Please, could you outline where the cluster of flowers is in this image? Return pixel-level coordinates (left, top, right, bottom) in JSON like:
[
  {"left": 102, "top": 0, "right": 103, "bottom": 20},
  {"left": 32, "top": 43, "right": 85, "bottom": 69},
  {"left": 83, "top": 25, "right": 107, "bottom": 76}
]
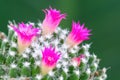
[{"left": 0, "top": 7, "right": 107, "bottom": 80}]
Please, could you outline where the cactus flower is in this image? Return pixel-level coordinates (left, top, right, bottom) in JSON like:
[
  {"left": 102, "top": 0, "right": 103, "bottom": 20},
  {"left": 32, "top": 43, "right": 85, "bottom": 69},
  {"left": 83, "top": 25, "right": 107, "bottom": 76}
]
[
  {"left": 41, "top": 46, "right": 60, "bottom": 75},
  {"left": 42, "top": 7, "right": 66, "bottom": 35},
  {"left": 72, "top": 54, "right": 85, "bottom": 66},
  {"left": 66, "top": 21, "right": 91, "bottom": 48},
  {"left": 11, "top": 23, "right": 40, "bottom": 54}
]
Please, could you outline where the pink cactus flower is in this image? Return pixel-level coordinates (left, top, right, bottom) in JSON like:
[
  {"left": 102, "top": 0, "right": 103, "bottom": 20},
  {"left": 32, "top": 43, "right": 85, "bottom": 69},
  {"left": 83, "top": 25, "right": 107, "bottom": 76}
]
[
  {"left": 41, "top": 46, "right": 60, "bottom": 75},
  {"left": 11, "top": 22, "right": 40, "bottom": 54},
  {"left": 72, "top": 54, "right": 85, "bottom": 66},
  {"left": 66, "top": 21, "right": 91, "bottom": 48},
  {"left": 42, "top": 7, "right": 66, "bottom": 35}
]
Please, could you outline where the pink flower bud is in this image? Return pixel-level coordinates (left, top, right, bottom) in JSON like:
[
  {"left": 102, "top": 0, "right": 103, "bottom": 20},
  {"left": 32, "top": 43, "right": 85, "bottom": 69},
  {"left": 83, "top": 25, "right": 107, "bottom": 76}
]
[
  {"left": 41, "top": 46, "right": 60, "bottom": 75},
  {"left": 11, "top": 22, "right": 40, "bottom": 54},
  {"left": 42, "top": 7, "right": 66, "bottom": 35},
  {"left": 72, "top": 54, "right": 85, "bottom": 66},
  {"left": 66, "top": 21, "right": 91, "bottom": 48}
]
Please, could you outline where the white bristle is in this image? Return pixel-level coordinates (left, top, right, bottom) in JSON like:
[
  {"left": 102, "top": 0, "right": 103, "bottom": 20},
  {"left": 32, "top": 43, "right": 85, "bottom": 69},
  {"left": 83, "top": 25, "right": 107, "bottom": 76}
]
[
  {"left": 56, "top": 63, "right": 61, "bottom": 68},
  {"left": 35, "top": 61, "right": 41, "bottom": 66},
  {"left": 48, "top": 71, "right": 54, "bottom": 77},
  {"left": 58, "top": 76, "right": 63, "bottom": 80},
  {"left": 74, "top": 70, "right": 80, "bottom": 75},
  {"left": 10, "top": 64, "right": 17, "bottom": 68},
  {"left": 11, "top": 42, "right": 17, "bottom": 47},
  {"left": 9, "top": 51, "right": 16, "bottom": 56},
  {"left": 22, "top": 53, "right": 28, "bottom": 58},
  {"left": 3, "top": 39, "right": 8, "bottom": 43},
  {"left": 35, "top": 74, "right": 42, "bottom": 80},
  {"left": 23, "top": 62, "right": 30, "bottom": 67},
  {"left": 63, "top": 67, "right": 68, "bottom": 73},
  {"left": 86, "top": 68, "right": 91, "bottom": 74}
]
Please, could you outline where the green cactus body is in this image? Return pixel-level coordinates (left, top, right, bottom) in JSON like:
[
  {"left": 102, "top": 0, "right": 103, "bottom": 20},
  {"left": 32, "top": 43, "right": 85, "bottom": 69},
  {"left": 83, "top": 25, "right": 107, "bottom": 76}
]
[{"left": 0, "top": 20, "right": 107, "bottom": 80}]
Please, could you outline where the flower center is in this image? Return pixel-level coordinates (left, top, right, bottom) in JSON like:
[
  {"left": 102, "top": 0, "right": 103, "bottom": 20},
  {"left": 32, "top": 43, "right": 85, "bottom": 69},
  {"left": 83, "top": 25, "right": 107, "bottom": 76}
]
[{"left": 48, "top": 56, "right": 53, "bottom": 62}]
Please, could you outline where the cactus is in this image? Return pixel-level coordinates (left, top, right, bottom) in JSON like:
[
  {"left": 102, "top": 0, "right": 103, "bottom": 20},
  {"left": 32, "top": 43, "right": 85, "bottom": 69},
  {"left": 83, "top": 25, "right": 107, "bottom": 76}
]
[{"left": 0, "top": 7, "right": 107, "bottom": 80}]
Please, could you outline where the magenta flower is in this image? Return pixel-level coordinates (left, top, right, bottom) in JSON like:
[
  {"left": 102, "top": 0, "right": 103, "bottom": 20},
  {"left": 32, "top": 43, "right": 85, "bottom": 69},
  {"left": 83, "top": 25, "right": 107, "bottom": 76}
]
[
  {"left": 41, "top": 46, "right": 60, "bottom": 75},
  {"left": 72, "top": 54, "right": 85, "bottom": 66},
  {"left": 42, "top": 7, "right": 66, "bottom": 35},
  {"left": 11, "top": 22, "right": 40, "bottom": 53},
  {"left": 66, "top": 21, "right": 91, "bottom": 47}
]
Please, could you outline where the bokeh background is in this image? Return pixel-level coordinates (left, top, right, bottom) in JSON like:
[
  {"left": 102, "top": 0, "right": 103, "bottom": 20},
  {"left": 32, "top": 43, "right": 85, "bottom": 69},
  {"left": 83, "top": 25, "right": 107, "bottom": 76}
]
[{"left": 0, "top": 0, "right": 120, "bottom": 80}]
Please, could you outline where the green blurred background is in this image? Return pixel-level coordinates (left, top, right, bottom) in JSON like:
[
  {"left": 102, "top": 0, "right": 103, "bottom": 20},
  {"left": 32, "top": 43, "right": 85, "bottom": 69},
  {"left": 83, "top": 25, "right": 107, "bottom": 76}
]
[{"left": 0, "top": 0, "right": 120, "bottom": 80}]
